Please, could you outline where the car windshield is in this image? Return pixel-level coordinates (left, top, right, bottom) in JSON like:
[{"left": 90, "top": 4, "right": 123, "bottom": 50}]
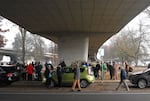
[
  {"left": 0, "top": 65, "right": 16, "bottom": 72},
  {"left": 142, "top": 68, "right": 150, "bottom": 73}
]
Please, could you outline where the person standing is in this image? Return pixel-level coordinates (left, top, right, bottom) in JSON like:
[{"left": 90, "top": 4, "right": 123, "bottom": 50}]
[
  {"left": 116, "top": 66, "right": 129, "bottom": 91},
  {"left": 124, "top": 61, "right": 130, "bottom": 77},
  {"left": 107, "top": 62, "right": 114, "bottom": 80},
  {"left": 56, "top": 64, "right": 63, "bottom": 87},
  {"left": 44, "top": 62, "right": 54, "bottom": 88},
  {"left": 71, "top": 61, "right": 81, "bottom": 92},
  {"left": 26, "top": 63, "right": 34, "bottom": 81},
  {"left": 101, "top": 61, "right": 107, "bottom": 80},
  {"left": 113, "top": 61, "right": 119, "bottom": 80},
  {"left": 59, "top": 59, "right": 66, "bottom": 68},
  {"left": 95, "top": 62, "right": 101, "bottom": 79},
  {"left": 41, "top": 64, "right": 46, "bottom": 83},
  {"left": 35, "top": 62, "right": 43, "bottom": 81}
]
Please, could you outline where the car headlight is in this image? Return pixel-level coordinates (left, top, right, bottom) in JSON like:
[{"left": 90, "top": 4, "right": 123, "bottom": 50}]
[{"left": 129, "top": 75, "right": 137, "bottom": 79}]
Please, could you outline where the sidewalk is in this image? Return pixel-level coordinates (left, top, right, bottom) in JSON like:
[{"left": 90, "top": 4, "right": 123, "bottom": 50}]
[
  {"left": 11, "top": 79, "right": 130, "bottom": 87},
  {"left": 95, "top": 79, "right": 120, "bottom": 83},
  {"left": 0, "top": 80, "right": 149, "bottom": 93}
]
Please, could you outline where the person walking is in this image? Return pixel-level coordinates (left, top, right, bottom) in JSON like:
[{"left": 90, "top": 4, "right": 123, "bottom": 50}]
[
  {"left": 71, "top": 61, "right": 81, "bottom": 92},
  {"left": 116, "top": 66, "right": 129, "bottom": 91}
]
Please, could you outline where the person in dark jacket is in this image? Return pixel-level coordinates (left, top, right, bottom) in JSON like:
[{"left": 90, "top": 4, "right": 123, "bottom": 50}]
[
  {"left": 95, "top": 62, "right": 101, "bottom": 79},
  {"left": 44, "top": 62, "right": 54, "bottom": 88},
  {"left": 59, "top": 60, "right": 66, "bottom": 68},
  {"left": 107, "top": 62, "right": 114, "bottom": 80},
  {"left": 56, "top": 64, "right": 63, "bottom": 87},
  {"left": 116, "top": 66, "right": 129, "bottom": 91}
]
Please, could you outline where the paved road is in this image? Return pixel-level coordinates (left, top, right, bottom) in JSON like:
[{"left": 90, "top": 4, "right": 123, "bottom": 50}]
[
  {"left": 0, "top": 80, "right": 150, "bottom": 101},
  {"left": 0, "top": 80, "right": 150, "bottom": 93},
  {"left": 0, "top": 92, "right": 149, "bottom": 101}
]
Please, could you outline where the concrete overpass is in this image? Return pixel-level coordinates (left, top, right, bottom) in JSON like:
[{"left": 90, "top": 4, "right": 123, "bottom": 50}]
[{"left": 0, "top": 0, "right": 150, "bottom": 65}]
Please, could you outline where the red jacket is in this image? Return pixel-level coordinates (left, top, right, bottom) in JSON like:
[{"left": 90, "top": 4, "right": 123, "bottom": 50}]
[{"left": 27, "top": 64, "right": 34, "bottom": 74}]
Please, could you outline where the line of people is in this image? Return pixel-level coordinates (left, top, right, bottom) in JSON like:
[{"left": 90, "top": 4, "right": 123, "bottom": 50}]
[
  {"left": 92, "top": 61, "right": 133, "bottom": 80},
  {"left": 16, "top": 60, "right": 133, "bottom": 91},
  {"left": 41, "top": 60, "right": 66, "bottom": 88},
  {"left": 16, "top": 62, "right": 43, "bottom": 81}
]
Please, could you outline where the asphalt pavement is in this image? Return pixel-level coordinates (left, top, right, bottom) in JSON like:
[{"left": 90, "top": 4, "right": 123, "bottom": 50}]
[
  {"left": 0, "top": 80, "right": 150, "bottom": 93},
  {"left": 0, "top": 92, "right": 150, "bottom": 101}
]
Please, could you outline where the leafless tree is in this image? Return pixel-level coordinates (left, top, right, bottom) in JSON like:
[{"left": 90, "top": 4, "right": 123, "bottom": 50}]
[
  {"left": 12, "top": 30, "right": 46, "bottom": 63},
  {"left": 102, "top": 19, "right": 149, "bottom": 66},
  {"left": 0, "top": 16, "right": 9, "bottom": 47}
]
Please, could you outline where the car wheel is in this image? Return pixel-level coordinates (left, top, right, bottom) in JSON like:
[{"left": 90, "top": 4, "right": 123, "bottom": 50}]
[
  {"left": 4, "top": 81, "right": 12, "bottom": 85},
  {"left": 80, "top": 79, "right": 89, "bottom": 88},
  {"left": 137, "top": 79, "right": 147, "bottom": 88}
]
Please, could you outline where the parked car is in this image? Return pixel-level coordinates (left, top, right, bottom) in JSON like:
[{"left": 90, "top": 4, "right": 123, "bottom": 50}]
[
  {"left": 0, "top": 67, "right": 8, "bottom": 84},
  {"left": 0, "top": 65, "right": 20, "bottom": 85},
  {"left": 128, "top": 68, "right": 150, "bottom": 88},
  {"left": 50, "top": 66, "right": 95, "bottom": 88}
]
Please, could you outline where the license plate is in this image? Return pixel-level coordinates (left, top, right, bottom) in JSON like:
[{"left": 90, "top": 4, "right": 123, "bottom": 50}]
[{"left": 8, "top": 77, "right": 12, "bottom": 81}]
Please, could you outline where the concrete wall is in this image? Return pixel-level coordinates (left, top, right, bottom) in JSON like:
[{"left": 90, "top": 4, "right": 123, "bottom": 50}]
[{"left": 58, "top": 35, "right": 89, "bottom": 66}]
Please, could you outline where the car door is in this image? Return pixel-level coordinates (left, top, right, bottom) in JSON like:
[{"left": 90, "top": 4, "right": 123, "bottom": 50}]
[
  {"left": 0, "top": 68, "right": 6, "bottom": 81},
  {"left": 146, "top": 70, "right": 150, "bottom": 84},
  {"left": 62, "top": 68, "right": 74, "bottom": 84}
]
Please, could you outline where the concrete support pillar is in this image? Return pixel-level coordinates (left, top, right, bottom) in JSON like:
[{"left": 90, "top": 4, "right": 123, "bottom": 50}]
[{"left": 58, "top": 35, "right": 89, "bottom": 66}]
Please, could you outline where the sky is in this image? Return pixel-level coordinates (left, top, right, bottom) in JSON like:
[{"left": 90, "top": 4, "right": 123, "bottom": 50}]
[
  {"left": 0, "top": 18, "right": 52, "bottom": 49},
  {"left": 103, "top": 10, "right": 148, "bottom": 46},
  {"left": 0, "top": 19, "right": 19, "bottom": 49},
  {"left": 97, "top": 10, "right": 149, "bottom": 59}
]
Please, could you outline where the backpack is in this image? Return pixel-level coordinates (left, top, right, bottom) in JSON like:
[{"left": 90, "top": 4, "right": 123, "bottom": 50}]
[{"left": 129, "top": 67, "right": 133, "bottom": 72}]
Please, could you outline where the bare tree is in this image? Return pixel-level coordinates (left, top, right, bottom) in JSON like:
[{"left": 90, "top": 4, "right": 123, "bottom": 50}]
[
  {"left": 102, "top": 19, "right": 149, "bottom": 66},
  {"left": 13, "top": 30, "right": 47, "bottom": 63},
  {"left": 0, "top": 16, "right": 9, "bottom": 47},
  {"left": 12, "top": 27, "right": 27, "bottom": 64},
  {"left": 31, "top": 34, "right": 46, "bottom": 62},
  {"left": 19, "top": 27, "right": 26, "bottom": 65}
]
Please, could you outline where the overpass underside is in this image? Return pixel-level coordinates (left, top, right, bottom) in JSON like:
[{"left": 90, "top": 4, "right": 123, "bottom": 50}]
[{"left": 0, "top": 0, "right": 150, "bottom": 65}]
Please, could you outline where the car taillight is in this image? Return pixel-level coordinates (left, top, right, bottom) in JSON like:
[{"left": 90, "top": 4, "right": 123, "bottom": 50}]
[{"left": 6, "top": 73, "right": 13, "bottom": 77}]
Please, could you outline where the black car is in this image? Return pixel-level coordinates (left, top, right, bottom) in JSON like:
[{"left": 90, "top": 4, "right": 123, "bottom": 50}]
[
  {"left": 128, "top": 68, "right": 150, "bottom": 88},
  {"left": 0, "top": 67, "right": 8, "bottom": 84},
  {"left": 0, "top": 65, "right": 20, "bottom": 85}
]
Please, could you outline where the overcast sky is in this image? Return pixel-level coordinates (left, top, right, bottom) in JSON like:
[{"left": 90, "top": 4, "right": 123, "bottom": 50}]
[
  {"left": 0, "top": 18, "right": 52, "bottom": 49},
  {"left": 97, "top": 11, "right": 148, "bottom": 59}
]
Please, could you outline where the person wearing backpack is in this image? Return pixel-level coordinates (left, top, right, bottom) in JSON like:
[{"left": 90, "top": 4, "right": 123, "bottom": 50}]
[
  {"left": 116, "top": 66, "right": 129, "bottom": 91},
  {"left": 44, "top": 62, "right": 54, "bottom": 88}
]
